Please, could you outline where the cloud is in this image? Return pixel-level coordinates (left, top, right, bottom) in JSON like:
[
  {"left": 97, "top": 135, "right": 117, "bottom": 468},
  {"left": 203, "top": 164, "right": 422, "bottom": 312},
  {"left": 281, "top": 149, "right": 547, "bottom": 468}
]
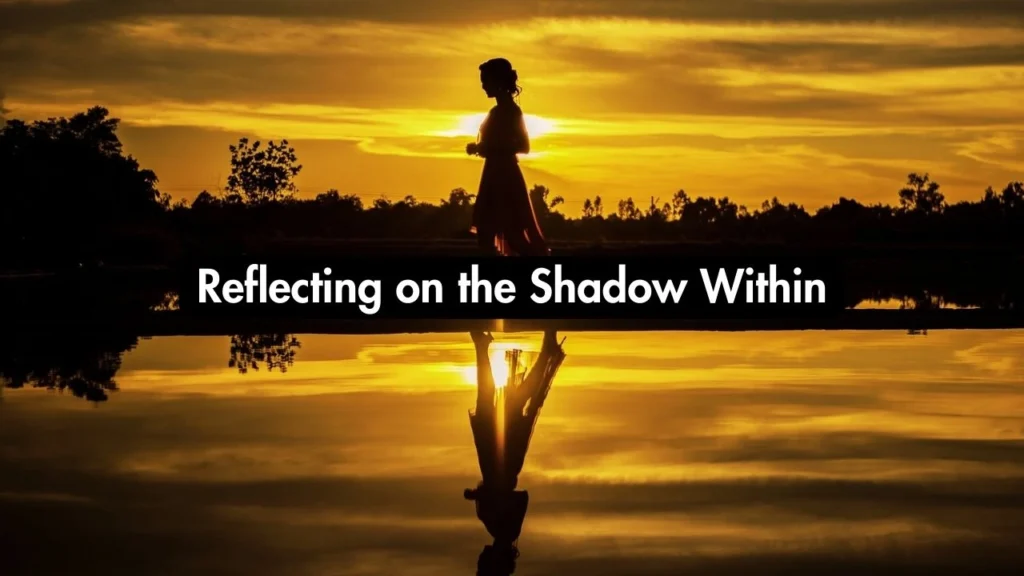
[
  {"left": 3, "top": 7, "right": 1023, "bottom": 207},
  {"left": 706, "top": 40, "right": 1024, "bottom": 73},
  {"left": 3, "top": 0, "right": 1024, "bottom": 36},
  {"left": 4, "top": 15, "right": 1023, "bottom": 115},
  {"left": 955, "top": 133, "right": 1024, "bottom": 173}
]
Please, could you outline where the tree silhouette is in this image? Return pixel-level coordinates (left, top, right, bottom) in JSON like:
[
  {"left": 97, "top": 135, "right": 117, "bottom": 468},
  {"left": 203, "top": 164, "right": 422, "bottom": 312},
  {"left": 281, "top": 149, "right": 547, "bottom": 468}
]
[
  {"left": 315, "top": 189, "right": 364, "bottom": 213},
  {"left": 156, "top": 169, "right": 1024, "bottom": 248},
  {"left": 0, "top": 332, "right": 307, "bottom": 403},
  {"left": 986, "top": 181, "right": 1024, "bottom": 211},
  {"left": 670, "top": 189, "right": 690, "bottom": 220},
  {"left": 529, "top": 184, "right": 563, "bottom": 222},
  {"left": 617, "top": 197, "right": 641, "bottom": 220},
  {"left": 0, "top": 332, "right": 141, "bottom": 402},
  {"left": 581, "top": 198, "right": 595, "bottom": 218},
  {"left": 643, "top": 196, "right": 672, "bottom": 222},
  {"left": 1, "top": 106, "right": 170, "bottom": 267},
  {"left": 372, "top": 196, "right": 393, "bottom": 210},
  {"left": 224, "top": 138, "right": 302, "bottom": 205},
  {"left": 443, "top": 188, "right": 476, "bottom": 208},
  {"left": 228, "top": 334, "right": 301, "bottom": 374},
  {"left": 899, "top": 173, "right": 946, "bottom": 214},
  {"left": 3, "top": 106, "right": 1024, "bottom": 272}
]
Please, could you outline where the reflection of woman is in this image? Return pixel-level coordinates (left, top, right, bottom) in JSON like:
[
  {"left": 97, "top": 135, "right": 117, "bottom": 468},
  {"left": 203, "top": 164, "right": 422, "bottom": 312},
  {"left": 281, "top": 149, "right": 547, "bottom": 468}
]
[
  {"left": 502, "top": 331, "right": 564, "bottom": 484},
  {"left": 465, "top": 331, "right": 566, "bottom": 575},
  {"left": 466, "top": 58, "right": 549, "bottom": 257}
]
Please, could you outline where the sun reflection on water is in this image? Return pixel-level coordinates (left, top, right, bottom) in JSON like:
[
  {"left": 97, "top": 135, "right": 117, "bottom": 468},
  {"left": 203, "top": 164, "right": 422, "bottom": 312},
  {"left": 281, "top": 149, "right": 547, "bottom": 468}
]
[{"left": 459, "top": 341, "right": 538, "bottom": 388}]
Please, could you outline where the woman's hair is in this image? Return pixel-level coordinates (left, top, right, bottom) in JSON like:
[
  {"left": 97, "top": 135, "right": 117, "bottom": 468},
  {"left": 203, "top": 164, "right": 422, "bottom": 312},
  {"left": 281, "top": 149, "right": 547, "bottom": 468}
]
[{"left": 480, "top": 58, "right": 522, "bottom": 97}]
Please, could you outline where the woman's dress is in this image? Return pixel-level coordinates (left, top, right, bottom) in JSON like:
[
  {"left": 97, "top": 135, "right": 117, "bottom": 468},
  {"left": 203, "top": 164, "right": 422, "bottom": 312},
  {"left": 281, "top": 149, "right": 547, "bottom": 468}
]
[
  {"left": 469, "top": 338, "right": 565, "bottom": 549},
  {"left": 501, "top": 339, "right": 565, "bottom": 483},
  {"left": 471, "top": 102, "right": 549, "bottom": 256}
]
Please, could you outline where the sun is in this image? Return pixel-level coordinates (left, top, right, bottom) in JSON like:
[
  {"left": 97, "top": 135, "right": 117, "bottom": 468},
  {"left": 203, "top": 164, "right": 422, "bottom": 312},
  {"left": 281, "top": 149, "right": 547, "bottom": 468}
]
[
  {"left": 460, "top": 346, "right": 526, "bottom": 388},
  {"left": 439, "top": 113, "right": 556, "bottom": 139}
]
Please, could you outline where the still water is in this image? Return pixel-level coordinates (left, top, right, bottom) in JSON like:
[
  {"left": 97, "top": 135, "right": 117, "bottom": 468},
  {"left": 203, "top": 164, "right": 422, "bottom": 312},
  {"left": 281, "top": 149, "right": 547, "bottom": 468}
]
[{"left": 2, "top": 330, "right": 1023, "bottom": 575}]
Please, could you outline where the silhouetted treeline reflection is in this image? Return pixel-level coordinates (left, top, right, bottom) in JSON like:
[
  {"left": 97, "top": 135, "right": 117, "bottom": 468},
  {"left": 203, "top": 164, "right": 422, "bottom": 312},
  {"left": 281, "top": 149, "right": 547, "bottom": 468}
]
[
  {"left": 229, "top": 334, "right": 301, "bottom": 374},
  {"left": 2, "top": 107, "right": 1023, "bottom": 270},
  {"left": 0, "top": 332, "right": 141, "bottom": 402},
  {"left": 0, "top": 332, "right": 302, "bottom": 402}
]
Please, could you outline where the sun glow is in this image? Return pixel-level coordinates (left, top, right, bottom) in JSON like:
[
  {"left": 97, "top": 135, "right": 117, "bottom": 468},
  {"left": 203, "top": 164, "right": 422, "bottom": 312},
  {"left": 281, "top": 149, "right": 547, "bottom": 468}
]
[
  {"left": 460, "top": 344, "right": 535, "bottom": 388},
  {"left": 439, "top": 113, "right": 557, "bottom": 139}
]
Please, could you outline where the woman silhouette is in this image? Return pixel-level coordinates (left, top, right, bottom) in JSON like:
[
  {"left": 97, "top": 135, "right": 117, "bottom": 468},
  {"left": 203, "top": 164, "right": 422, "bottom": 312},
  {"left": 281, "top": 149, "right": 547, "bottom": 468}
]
[
  {"left": 465, "top": 331, "right": 566, "bottom": 574},
  {"left": 466, "top": 58, "right": 549, "bottom": 256}
]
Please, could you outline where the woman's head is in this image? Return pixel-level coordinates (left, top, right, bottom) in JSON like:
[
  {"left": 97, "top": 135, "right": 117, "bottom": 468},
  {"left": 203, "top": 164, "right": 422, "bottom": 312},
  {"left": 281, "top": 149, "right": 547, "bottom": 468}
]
[{"left": 479, "top": 58, "right": 521, "bottom": 99}]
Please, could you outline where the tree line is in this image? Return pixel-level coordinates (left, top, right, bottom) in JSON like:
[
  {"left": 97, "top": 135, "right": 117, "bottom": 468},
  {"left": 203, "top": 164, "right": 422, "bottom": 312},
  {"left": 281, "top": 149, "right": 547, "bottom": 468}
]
[
  {"left": 3, "top": 107, "right": 1022, "bottom": 268},
  {"left": 1, "top": 331, "right": 301, "bottom": 402}
]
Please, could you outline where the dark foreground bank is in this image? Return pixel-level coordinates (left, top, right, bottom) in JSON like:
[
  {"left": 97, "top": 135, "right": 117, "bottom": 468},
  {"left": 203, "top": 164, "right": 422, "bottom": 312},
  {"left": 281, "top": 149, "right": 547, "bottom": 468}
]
[{"left": 3, "top": 311, "right": 1023, "bottom": 336}]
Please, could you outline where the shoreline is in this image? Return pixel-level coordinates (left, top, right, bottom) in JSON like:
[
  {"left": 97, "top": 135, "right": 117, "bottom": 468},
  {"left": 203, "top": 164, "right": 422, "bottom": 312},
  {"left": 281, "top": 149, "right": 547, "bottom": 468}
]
[{"left": 8, "top": 309, "right": 1023, "bottom": 335}]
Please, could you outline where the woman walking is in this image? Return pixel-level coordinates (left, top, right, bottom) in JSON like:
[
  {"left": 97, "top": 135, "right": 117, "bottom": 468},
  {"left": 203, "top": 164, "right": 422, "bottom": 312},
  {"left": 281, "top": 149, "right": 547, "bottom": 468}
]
[{"left": 466, "top": 58, "right": 549, "bottom": 256}]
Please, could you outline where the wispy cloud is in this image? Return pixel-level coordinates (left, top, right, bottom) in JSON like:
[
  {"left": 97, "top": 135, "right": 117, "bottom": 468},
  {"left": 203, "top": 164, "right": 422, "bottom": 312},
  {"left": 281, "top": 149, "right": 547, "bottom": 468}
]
[{"left": 2, "top": 4, "right": 1022, "bottom": 206}]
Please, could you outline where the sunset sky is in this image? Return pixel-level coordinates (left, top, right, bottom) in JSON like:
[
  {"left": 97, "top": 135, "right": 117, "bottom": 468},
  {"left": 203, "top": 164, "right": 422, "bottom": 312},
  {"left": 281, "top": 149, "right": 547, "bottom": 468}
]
[{"left": 2, "top": 0, "right": 1023, "bottom": 211}]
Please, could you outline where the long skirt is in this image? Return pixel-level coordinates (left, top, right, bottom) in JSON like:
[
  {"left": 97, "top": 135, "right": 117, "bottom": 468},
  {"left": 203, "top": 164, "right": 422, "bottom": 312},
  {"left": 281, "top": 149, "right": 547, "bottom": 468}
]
[
  {"left": 471, "top": 157, "right": 549, "bottom": 256},
  {"left": 502, "top": 339, "right": 566, "bottom": 483}
]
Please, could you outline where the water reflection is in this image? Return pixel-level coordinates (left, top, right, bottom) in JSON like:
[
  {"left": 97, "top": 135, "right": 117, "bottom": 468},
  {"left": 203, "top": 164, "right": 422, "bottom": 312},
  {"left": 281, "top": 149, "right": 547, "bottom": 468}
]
[
  {"left": 0, "top": 332, "right": 141, "bottom": 401},
  {"left": 1, "top": 330, "right": 1023, "bottom": 574},
  {"left": 0, "top": 332, "right": 303, "bottom": 401},
  {"left": 228, "top": 334, "right": 301, "bottom": 374},
  {"left": 466, "top": 331, "right": 566, "bottom": 575}
]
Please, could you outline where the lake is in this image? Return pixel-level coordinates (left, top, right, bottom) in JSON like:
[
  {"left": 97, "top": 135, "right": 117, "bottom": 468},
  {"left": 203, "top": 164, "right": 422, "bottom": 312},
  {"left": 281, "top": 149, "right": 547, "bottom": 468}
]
[{"left": 2, "top": 330, "right": 1023, "bottom": 575}]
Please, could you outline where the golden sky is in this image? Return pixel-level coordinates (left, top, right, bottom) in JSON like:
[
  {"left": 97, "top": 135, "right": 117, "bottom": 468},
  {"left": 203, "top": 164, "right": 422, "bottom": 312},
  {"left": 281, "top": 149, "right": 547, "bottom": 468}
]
[
  {"left": 2, "top": 330, "right": 1023, "bottom": 573},
  {"left": 2, "top": 1, "right": 1023, "bottom": 211}
]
